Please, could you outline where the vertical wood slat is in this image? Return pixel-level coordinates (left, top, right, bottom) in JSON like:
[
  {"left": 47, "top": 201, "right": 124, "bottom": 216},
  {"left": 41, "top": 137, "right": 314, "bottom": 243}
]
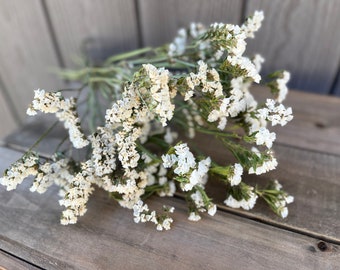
[
  {"left": 245, "top": 0, "right": 340, "bottom": 94},
  {"left": 0, "top": 0, "right": 64, "bottom": 122},
  {"left": 45, "top": 0, "right": 140, "bottom": 68},
  {"left": 0, "top": 85, "right": 18, "bottom": 140},
  {"left": 138, "top": 0, "right": 243, "bottom": 47},
  {"left": 331, "top": 69, "right": 340, "bottom": 96}
]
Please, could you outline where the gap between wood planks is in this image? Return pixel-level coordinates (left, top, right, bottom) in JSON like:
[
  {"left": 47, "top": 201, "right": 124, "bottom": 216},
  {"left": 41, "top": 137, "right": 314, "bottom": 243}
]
[
  {"left": 174, "top": 192, "right": 340, "bottom": 246},
  {"left": 0, "top": 248, "right": 43, "bottom": 270}
]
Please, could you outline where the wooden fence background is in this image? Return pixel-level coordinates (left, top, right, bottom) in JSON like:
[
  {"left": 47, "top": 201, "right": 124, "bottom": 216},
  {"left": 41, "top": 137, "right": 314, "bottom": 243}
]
[{"left": 1, "top": 0, "right": 340, "bottom": 139}]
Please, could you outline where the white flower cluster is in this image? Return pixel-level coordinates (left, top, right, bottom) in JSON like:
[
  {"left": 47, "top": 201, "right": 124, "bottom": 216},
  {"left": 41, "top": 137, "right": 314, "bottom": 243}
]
[
  {"left": 0, "top": 153, "right": 39, "bottom": 191},
  {"left": 272, "top": 180, "right": 294, "bottom": 218},
  {"left": 89, "top": 127, "right": 117, "bottom": 176},
  {"left": 255, "top": 127, "right": 276, "bottom": 149},
  {"left": 142, "top": 64, "right": 175, "bottom": 126},
  {"left": 168, "top": 28, "right": 187, "bottom": 57},
  {"left": 207, "top": 11, "right": 264, "bottom": 82},
  {"left": 224, "top": 186, "right": 258, "bottom": 210},
  {"left": 168, "top": 22, "right": 207, "bottom": 58},
  {"left": 188, "top": 190, "right": 217, "bottom": 222},
  {"left": 275, "top": 71, "right": 291, "bottom": 103},
  {"left": 185, "top": 60, "right": 223, "bottom": 101},
  {"left": 248, "top": 147, "right": 278, "bottom": 175},
  {"left": 30, "top": 157, "right": 74, "bottom": 195},
  {"left": 241, "top": 11, "right": 265, "bottom": 39},
  {"left": 59, "top": 171, "right": 94, "bottom": 225},
  {"left": 0, "top": 11, "right": 295, "bottom": 229},
  {"left": 257, "top": 99, "right": 293, "bottom": 127},
  {"left": 27, "top": 89, "right": 89, "bottom": 149},
  {"left": 208, "top": 76, "right": 253, "bottom": 130},
  {"left": 133, "top": 200, "right": 174, "bottom": 231},
  {"left": 162, "top": 143, "right": 211, "bottom": 192},
  {"left": 162, "top": 143, "right": 217, "bottom": 221},
  {"left": 230, "top": 163, "right": 243, "bottom": 186}
]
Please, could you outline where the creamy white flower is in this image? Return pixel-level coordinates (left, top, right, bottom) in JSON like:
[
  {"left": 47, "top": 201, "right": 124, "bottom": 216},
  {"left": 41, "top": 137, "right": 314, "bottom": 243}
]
[
  {"left": 162, "top": 154, "right": 178, "bottom": 168},
  {"left": 27, "top": 90, "right": 89, "bottom": 149},
  {"left": 0, "top": 153, "right": 39, "bottom": 191},
  {"left": 276, "top": 71, "right": 290, "bottom": 103},
  {"left": 188, "top": 212, "right": 201, "bottom": 221},
  {"left": 230, "top": 163, "right": 243, "bottom": 186},
  {"left": 255, "top": 127, "right": 276, "bottom": 149},
  {"left": 280, "top": 207, "right": 288, "bottom": 218},
  {"left": 227, "top": 55, "right": 261, "bottom": 83},
  {"left": 59, "top": 172, "right": 94, "bottom": 225},
  {"left": 248, "top": 148, "right": 278, "bottom": 175},
  {"left": 224, "top": 191, "right": 258, "bottom": 210},
  {"left": 173, "top": 143, "right": 196, "bottom": 175},
  {"left": 207, "top": 204, "right": 217, "bottom": 216},
  {"left": 253, "top": 54, "right": 265, "bottom": 72},
  {"left": 168, "top": 28, "right": 187, "bottom": 57},
  {"left": 241, "top": 10, "right": 264, "bottom": 39}
]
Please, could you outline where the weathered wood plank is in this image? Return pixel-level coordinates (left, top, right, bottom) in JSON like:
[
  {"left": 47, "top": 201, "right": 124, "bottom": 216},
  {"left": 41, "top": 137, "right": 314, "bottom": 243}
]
[
  {"left": 0, "top": 0, "right": 64, "bottom": 121},
  {"left": 0, "top": 250, "right": 39, "bottom": 270},
  {"left": 0, "top": 87, "right": 18, "bottom": 140},
  {"left": 3, "top": 86, "right": 340, "bottom": 241},
  {"left": 4, "top": 115, "right": 68, "bottom": 157},
  {"left": 252, "top": 86, "right": 340, "bottom": 155},
  {"left": 197, "top": 138, "right": 340, "bottom": 242},
  {"left": 0, "top": 147, "right": 338, "bottom": 269},
  {"left": 45, "top": 0, "right": 139, "bottom": 68},
  {"left": 245, "top": 0, "right": 340, "bottom": 94},
  {"left": 138, "top": 0, "right": 243, "bottom": 46},
  {"left": 332, "top": 69, "right": 340, "bottom": 96}
]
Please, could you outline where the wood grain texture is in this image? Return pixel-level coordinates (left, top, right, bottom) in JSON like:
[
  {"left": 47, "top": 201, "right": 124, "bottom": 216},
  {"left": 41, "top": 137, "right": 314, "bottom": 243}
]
[
  {"left": 138, "top": 0, "right": 243, "bottom": 46},
  {"left": 0, "top": 87, "right": 18, "bottom": 140},
  {"left": 46, "top": 0, "right": 140, "bottom": 68},
  {"left": 3, "top": 87, "right": 340, "bottom": 242},
  {"left": 0, "top": 146, "right": 338, "bottom": 269},
  {"left": 198, "top": 138, "right": 340, "bottom": 242},
  {"left": 332, "top": 69, "right": 340, "bottom": 96},
  {"left": 252, "top": 85, "right": 340, "bottom": 156},
  {"left": 245, "top": 0, "right": 340, "bottom": 94},
  {"left": 0, "top": 250, "right": 39, "bottom": 270},
  {"left": 0, "top": 0, "right": 64, "bottom": 121}
]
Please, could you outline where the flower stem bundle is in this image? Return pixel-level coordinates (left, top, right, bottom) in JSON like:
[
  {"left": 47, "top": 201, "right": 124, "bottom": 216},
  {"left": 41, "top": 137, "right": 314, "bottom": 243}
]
[{"left": 1, "top": 11, "right": 294, "bottom": 230}]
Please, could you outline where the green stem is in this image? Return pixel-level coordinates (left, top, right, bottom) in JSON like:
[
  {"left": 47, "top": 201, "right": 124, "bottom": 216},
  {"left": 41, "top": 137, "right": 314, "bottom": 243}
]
[
  {"left": 172, "top": 58, "right": 196, "bottom": 68},
  {"left": 136, "top": 141, "right": 162, "bottom": 163},
  {"left": 89, "top": 77, "right": 122, "bottom": 84},
  {"left": 27, "top": 120, "right": 59, "bottom": 154},
  {"left": 195, "top": 127, "right": 240, "bottom": 139},
  {"left": 104, "top": 47, "right": 154, "bottom": 65}
]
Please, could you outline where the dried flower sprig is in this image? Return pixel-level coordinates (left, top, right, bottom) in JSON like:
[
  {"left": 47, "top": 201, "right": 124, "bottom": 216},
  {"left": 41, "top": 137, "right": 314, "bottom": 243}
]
[{"left": 1, "top": 11, "right": 294, "bottom": 230}]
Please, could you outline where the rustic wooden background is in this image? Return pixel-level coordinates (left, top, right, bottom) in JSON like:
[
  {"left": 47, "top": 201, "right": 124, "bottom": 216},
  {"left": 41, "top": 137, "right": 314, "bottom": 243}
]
[{"left": 1, "top": 0, "right": 340, "bottom": 139}]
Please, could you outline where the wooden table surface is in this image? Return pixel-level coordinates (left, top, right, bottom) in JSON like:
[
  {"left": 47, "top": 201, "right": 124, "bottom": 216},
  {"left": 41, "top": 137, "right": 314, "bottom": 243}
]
[{"left": 0, "top": 88, "right": 339, "bottom": 269}]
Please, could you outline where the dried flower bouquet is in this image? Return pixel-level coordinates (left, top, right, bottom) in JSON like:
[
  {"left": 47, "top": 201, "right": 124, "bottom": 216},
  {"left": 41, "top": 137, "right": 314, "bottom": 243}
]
[{"left": 1, "top": 11, "right": 294, "bottom": 230}]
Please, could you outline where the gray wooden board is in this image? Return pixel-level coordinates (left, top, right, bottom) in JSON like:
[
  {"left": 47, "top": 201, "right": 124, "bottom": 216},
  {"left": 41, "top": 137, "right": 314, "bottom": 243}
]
[
  {"left": 46, "top": 0, "right": 140, "bottom": 68},
  {"left": 0, "top": 86, "right": 18, "bottom": 140},
  {"left": 138, "top": 0, "right": 243, "bottom": 46},
  {"left": 0, "top": 0, "right": 64, "bottom": 121},
  {"left": 193, "top": 135, "right": 340, "bottom": 242},
  {"left": 245, "top": 0, "right": 340, "bottom": 94},
  {"left": 0, "top": 250, "right": 38, "bottom": 270},
  {"left": 3, "top": 87, "right": 340, "bottom": 242},
  {"left": 252, "top": 86, "right": 340, "bottom": 156},
  {"left": 0, "top": 147, "right": 339, "bottom": 269},
  {"left": 332, "top": 69, "right": 340, "bottom": 96}
]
